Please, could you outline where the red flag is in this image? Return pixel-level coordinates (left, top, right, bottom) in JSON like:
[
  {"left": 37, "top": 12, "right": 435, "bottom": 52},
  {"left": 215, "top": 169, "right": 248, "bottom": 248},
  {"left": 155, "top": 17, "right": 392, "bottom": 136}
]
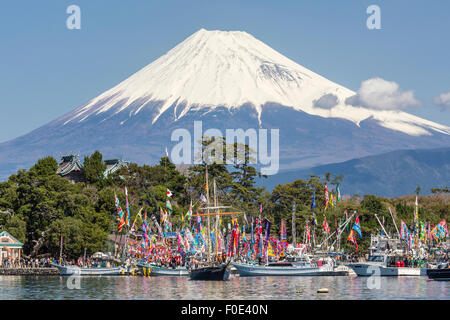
[
  {"left": 322, "top": 218, "right": 330, "bottom": 233},
  {"left": 324, "top": 183, "right": 329, "bottom": 208}
]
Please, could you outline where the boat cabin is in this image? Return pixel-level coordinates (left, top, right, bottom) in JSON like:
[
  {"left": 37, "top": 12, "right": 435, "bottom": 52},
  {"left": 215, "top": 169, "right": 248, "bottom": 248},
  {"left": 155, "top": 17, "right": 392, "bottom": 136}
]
[{"left": 369, "top": 234, "right": 404, "bottom": 255}]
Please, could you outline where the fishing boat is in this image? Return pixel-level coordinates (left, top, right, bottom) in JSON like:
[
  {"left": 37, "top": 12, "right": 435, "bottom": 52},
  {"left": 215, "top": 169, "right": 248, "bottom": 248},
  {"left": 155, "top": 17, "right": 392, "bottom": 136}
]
[
  {"left": 51, "top": 263, "right": 123, "bottom": 276},
  {"left": 188, "top": 168, "right": 239, "bottom": 281},
  {"left": 232, "top": 255, "right": 347, "bottom": 277},
  {"left": 347, "top": 252, "right": 427, "bottom": 276},
  {"left": 347, "top": 209, "right": 431, "bottom": 277},
  {"left": 426, "top": 262, "right": 450, "bottom": 281},
  {"left": 189, "top": 263, "right": 230, "bottom": 281}
]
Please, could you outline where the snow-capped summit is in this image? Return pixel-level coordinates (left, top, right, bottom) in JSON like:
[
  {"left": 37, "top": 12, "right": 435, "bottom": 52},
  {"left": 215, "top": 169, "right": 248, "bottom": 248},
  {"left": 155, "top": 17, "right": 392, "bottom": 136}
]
[
  {"left": 1, "top": 28, "right": 449, "bottom": 181},
  {"left": 60, "top": 29, "right": 449, "bottom": 136}
]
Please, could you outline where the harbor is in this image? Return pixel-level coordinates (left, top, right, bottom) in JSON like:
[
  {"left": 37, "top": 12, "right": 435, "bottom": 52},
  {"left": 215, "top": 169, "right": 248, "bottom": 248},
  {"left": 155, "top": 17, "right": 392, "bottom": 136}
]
[
  {"left": 1, "top": 1, "right": 450, "bottom": 303},
  {"left": 0, "top": 154, "right": 448, "bottom": 300}
]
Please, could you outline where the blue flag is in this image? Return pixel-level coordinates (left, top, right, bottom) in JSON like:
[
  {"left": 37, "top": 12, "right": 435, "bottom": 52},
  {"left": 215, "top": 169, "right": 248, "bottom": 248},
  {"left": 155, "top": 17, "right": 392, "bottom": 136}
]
[
  {"left": 353, "top": 216, "right": 362, "bottom": 238},
  {"left": 311, "top": 189, "right": 316, "bottom": 210}
]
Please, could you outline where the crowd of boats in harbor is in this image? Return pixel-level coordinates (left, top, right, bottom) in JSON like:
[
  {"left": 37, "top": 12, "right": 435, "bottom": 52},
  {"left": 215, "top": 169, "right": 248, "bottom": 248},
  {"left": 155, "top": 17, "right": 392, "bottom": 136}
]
[{"left": 51, "top": 166, "right": 449, "bottom": 282}]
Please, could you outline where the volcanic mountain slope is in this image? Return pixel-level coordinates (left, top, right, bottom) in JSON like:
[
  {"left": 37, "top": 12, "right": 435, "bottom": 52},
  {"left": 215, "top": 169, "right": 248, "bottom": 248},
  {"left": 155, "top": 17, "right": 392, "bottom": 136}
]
[
  {"left": 262, "top": 147, "right": 450, "bottom": 197},
  {"left": 0, "top": 29, "right": 449, "bottom": 179}
]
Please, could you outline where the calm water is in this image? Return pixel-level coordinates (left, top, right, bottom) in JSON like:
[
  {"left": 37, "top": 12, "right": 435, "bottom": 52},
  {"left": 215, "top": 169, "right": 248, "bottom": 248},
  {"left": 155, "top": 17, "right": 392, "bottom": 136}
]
[{"left": 0, "top": 274, "right": 448, "bottom": 300}]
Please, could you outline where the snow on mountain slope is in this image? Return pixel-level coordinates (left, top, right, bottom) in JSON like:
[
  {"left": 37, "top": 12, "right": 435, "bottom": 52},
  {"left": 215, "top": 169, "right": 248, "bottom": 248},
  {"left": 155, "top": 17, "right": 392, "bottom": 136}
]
[{"left": 60, "top": 29, "right": 450, "bottom": 136}]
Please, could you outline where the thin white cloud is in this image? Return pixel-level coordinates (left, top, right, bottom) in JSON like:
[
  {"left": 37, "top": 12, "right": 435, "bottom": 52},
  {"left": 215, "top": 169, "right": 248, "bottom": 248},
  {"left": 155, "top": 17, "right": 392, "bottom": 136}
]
[
  {"left": 433, "top": 91, "right": 450, "bottom": 111},
  {"left": 345, "top": 77, "right": 421, "bottom": 110},
  {"left": 313, "top": 93, "right": 339, "bottom": 109}
]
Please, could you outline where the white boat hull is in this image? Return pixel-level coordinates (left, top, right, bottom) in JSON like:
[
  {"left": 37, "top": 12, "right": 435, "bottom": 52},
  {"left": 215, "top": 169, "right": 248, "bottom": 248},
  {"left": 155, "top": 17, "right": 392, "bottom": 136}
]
[
  {"left": 348, "top": 263, "right": 427, "bottom": 276},
  {"left": 231, "top": 262, "right": 346, "bottom": 277},
  {"left": 150, "top": 267, "right": 189, "bottom": 276},
  {"left": 53, "top": 264, "right": 123, "bottom": 276},
  {"left": 139, "top": 264, "right": 189, "bottom": 276}
]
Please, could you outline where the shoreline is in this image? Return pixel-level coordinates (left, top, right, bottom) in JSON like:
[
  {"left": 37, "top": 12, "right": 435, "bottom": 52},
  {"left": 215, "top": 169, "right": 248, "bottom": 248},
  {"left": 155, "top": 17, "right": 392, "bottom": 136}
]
[{"left": 0, "top": 268, "right": 59, "bottom": 276}]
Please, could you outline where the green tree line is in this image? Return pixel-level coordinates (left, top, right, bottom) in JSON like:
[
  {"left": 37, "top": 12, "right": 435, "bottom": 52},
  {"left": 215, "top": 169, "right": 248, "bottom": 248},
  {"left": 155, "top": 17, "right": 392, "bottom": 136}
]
[{"left": 0, "top": 145, "right": 448, "bottom": 259}]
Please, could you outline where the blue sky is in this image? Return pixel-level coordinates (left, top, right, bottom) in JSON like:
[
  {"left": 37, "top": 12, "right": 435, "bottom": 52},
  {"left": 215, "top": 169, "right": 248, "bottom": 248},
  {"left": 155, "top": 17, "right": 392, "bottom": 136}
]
[{"left": 1, "top": 0, "right": 449, "bottom": 143}]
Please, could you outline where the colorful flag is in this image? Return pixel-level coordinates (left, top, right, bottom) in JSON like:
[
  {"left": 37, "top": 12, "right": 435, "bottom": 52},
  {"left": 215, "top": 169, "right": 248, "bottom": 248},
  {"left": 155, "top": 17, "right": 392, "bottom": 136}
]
[
  {"left": 336, "top": 184, "right": 341, "bottom": 201},
  {"left": 114, "top": 193, "right": 120, "bottom": 221},
  {"left": 125, "top": 187, "right": 130, "bottom": 227},
  {"left": 347, "top": 229, "right": 358, "bottom": 250},
  {"left": 268, "top": 243, "right": 274, "bottom": 257},
  {"left": 200, "top": 194, "right": 207, "bottom": 203},
  {"left": 400, "top": 220, "right": 408, "bottom": 239},
  {"left": 114, "top": 193, "right": 120, "bottom": 208},
  {"left": 306, "top": 224, "right": 310, "bottom": 240},
  {"left": 117, "top": 207, "right": 124, "bottom": 223},
  {"left": 322, "top": 218, "right": 330, "bottom": 233},
  {"left": 264, "top": 219, "right": 271, "bottom": 247},
  {"left": 166, "top": 199, "right": 173, "bottom": 212},
  {"left": 280, "top": 219, "right": 287, "bottom": 241},
  {"left": 259, "top": 204, "right": 263, "bottom": 214},
  {"left": 414, "top": 196, "right": 419, "bottom": 221},
  {"left": 432, "top": 219, "right": 448, "bottom": 239},
  {"left": 420, "top": 221, "right": 425, "bottom": 240},
  {"left": 184, "top": 200, "right": 193, "bottom": 221},
  {"left": 311, "top": 190, "right": 316, "bottom": 210},
  {"left": 324, "top": 183, "right": 329, "bottom": 209},
  {"left": 167, "top": 188, "right": 173, "bottom": 197},
  {"left": 311, "top": 212, "right": 317, "bottom": 226},
  {"left": 353, "top": 216, "right": 362, "bottom": 238},
  {"left": 118, "top": 213, "right": 125, "bottom": 232}
]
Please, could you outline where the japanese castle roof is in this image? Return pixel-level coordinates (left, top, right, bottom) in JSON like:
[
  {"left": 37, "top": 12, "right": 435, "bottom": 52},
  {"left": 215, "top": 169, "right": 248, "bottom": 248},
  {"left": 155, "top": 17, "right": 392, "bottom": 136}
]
[
  {"left": 104, "top": 159, "right": 129, "bottom": 177},
  {"left": 56, "top": 154, "right": 84, "bottom": 176}
]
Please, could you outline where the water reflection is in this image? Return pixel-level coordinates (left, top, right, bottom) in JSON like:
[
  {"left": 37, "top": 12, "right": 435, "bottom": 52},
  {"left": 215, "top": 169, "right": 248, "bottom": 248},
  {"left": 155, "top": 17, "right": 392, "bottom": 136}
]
[{"left": 0, "top": 275, "right": 448, "bottom": 300}]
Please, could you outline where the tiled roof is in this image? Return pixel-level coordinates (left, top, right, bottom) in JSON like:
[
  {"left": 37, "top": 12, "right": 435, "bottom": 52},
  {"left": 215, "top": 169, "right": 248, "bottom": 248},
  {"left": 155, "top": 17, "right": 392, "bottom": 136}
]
[
  {"left": 56, "top": 154, "right": 84, "bottom": 176},
  {"left": 104, "top": 159, "right": 129, "bottom": 177}
]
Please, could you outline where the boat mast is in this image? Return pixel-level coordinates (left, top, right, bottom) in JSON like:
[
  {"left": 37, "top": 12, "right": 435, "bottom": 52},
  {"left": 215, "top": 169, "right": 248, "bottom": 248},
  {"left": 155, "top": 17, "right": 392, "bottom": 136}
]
[
  {"left": 292, "top": 200, "right": 296, "bottom": 246},
  {"left": 205, "top": 165, "right": 211, "bottom": 263},
  {"left": 326, "top": 211, "right": 356, "bottom": 249},
  {"left": 59, "top": 234, "right": 63, "bottom": 264},
  {"left": 388, "top": 207, "right": 401, "bottom": 239},
  {"left": 374, "top": 214, "right": 390, "bottom": 239},
  {"left": 213, "top": 178, "right": 219, "bottom": 260}
]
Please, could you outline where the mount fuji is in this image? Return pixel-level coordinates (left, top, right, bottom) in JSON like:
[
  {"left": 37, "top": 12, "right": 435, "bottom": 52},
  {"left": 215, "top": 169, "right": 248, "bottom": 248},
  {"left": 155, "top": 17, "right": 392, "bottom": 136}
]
[{"left": 1, "top": 29, "right": 449, "bottom": 181}]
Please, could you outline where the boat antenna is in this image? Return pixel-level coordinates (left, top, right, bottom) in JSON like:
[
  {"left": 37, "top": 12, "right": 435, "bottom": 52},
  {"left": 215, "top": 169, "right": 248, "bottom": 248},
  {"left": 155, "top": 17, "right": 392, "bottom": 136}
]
[
  {"left": 388, "top": 207, "right": 401, "bottom": 240},
  {"left": 374, "top": 214, "right": 390, "bottom": 239}
]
